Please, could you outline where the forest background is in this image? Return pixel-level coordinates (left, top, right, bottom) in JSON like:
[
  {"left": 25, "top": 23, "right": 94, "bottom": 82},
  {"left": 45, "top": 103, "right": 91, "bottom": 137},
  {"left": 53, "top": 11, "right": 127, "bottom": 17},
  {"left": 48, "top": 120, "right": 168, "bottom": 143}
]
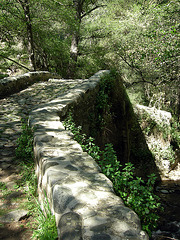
[{"left": 0, "top": 0, "right": 179, "bottom": 119}]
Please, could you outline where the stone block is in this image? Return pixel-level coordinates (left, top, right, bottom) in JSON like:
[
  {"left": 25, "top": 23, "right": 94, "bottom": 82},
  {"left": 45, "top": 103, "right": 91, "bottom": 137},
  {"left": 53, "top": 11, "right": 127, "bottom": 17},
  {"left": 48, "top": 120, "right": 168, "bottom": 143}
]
[{"left": 0, "top": 71, "right": 54, "bottom": 98}]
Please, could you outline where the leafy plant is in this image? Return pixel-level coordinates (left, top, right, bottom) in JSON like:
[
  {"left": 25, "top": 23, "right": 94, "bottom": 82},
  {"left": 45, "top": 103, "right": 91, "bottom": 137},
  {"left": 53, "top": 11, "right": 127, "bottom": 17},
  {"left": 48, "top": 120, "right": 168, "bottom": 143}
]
[
  {"left": 32, "top": 196, "right": 58, "bottom": 240},
  {"left": 63, "top": 111, "right": 161, "bottom": 236},
  {"left": 95, "top": 71, "right": 115, "bottom": 129},
  {"left": 0, "top": 181, "right": 6, "bottom": 191},
  {"left": 137, "top": 110, "right": 179, "bottom": 167},
  {"left": 171, "top": 121, "right": 180, "bottom": 147},
  {"left": 16, "top": 119, "right": 34, "bottom": 161},
  {"left": 64, "top": 111, "right": 101, "bottom": 161},
  {"left": 17, "top": 161, "right": 37, "bottom": 197},
  {"left": 15, "top": 119, "right": 57, "bottom": 239}
]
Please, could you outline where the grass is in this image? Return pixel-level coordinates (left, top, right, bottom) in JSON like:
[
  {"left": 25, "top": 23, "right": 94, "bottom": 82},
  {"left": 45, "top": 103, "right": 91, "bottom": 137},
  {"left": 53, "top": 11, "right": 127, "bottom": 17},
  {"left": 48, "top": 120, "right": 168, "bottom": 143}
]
[
  {"left": 32, "top": 197, "right": 58, "bottom": 240},
  {"left": 13, "top": 119, "right": 58, "bottom": 240}
]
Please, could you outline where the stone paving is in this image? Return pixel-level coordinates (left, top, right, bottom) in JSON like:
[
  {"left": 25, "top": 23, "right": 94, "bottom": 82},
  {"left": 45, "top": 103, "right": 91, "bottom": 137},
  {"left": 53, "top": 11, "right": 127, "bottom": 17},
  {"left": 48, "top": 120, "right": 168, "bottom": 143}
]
[
  {"left": 0, "top": 77, "right": 83, "bottom": 239},
  {"left": 0, "top": 78, "right": 83, "bottom": 170}
]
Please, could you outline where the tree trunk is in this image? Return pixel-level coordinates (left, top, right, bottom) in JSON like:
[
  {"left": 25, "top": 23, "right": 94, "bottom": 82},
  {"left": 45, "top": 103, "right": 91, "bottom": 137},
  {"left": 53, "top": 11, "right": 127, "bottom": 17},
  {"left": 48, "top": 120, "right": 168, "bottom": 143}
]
[
  {"left": 71, "top": 0, "right": 82, "bottom": 62},
  {"left": 19, "top": 0, "right": 36, "bottom": 71},
  {"left": 68, "top": 0, "right": 83, "bottom": 77},
  {"left": 68, "top": 0, "right": 101, "bottom": 77},
  {"left": 70, "top": 33, "right": 79, "bottom": 63},
  {"left": 177, "top": 88, "right": 180, "bottom": 122}
]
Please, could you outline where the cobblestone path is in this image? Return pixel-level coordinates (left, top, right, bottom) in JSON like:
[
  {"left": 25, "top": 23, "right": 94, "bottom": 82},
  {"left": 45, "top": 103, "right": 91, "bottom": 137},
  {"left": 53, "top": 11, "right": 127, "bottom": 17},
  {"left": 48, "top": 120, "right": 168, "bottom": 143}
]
[
  {"left": 0, "top": 79, "right": 83, "bottom": 167},
  {"left": 0, "top": 78, "right": 83, "bottom": 239}
]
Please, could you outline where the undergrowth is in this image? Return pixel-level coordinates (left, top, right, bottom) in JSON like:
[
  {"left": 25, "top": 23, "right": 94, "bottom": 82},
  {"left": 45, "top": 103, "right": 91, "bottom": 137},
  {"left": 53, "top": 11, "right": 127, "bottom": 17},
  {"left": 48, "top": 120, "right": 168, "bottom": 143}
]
[
  {"left": 63, "top": 111, "right": 162, "bottom": 236},
  {"left": 32, "top": 196, "right": 58, "bottom": 240},
  {"left": 137, "top": 111, "right": 180, "bottom": 166},
  {"left": 15, "top": 119, "right": 58, "bottom": 240}
]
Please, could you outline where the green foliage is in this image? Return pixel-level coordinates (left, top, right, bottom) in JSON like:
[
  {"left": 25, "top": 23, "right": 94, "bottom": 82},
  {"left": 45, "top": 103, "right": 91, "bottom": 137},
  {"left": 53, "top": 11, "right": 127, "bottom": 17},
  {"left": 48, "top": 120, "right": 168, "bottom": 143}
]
[
  {"left": 0, "top": 0, "right": 31, "bottom": 73},
  {"left": 15, "top": 120, "right": 37, "bottom": 198},
  {"left": 0, "top": 182, "right": 6, "bottom": 191},
  {"left": 100, "top": 0, "right": 179, "bottom": 115},
  {"left": 63, "top": 111, "right": 161, "bottom": 236},
  {"left": 15, "top": 119, "right": 57, "bottom": 239},
  {"left": 137, "top": 110, "right": 179, "bottom": 165},
  {"left": 32, "top": 196, "right": 58, "bottom": 240},
  {"left": 0, "top": 73, "right": 8, "bottom": 79},
  {"left": 95, "top": 72, "right": 115, "bottom": 128},
  {"left": 18, "top": 161, "right": 37, "bottom": 197},
  {"left": 114, "top": 168, "right": 161, "bottom": 235},
  {"left": 100, "top": 143, "right": 161, "bottom": 235},
  {"left": 15, "top": 120, "right": 34, "bottom": 161},
  {"left": 171, "top": 121, "right": 180, "bottom": 147},
  {"left": 100, "top": 143, "right": 120, "bottom": 177},
  {"left": 64, "top": 111, "right": 101, "bottom": 161},
  {"left": 1, "top": 0, "right": 179, "bottom": 117}
]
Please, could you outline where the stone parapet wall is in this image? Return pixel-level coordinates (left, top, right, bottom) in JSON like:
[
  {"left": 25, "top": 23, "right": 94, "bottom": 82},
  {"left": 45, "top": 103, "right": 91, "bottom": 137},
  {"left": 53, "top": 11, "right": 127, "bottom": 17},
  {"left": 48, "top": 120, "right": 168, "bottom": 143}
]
[
  {"left": 0, "top": 71, "right": 55, "bottom": 98},
  {"left": 29, "top": 71, "right": 149, "bottom": 240}
]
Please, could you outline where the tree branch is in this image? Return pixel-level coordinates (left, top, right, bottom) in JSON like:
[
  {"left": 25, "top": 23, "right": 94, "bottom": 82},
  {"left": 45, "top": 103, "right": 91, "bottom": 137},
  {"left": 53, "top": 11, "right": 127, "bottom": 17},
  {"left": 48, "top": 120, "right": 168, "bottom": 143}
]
[
  {"left": 81, "top": 5, "right": 106, "bottom": 19},
  {"left": 124, "top": 80, "right": 156, "bottom": 88},
  {"left": 119, "top": 54, "right": 156, "bottom": 86},
  {"left": 0, "top": 54, "right": 31, "bottom": 71}
]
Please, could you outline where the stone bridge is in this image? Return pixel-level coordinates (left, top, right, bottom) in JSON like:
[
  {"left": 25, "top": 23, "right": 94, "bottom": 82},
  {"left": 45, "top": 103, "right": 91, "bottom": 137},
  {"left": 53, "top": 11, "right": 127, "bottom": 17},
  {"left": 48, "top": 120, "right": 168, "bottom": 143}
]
[{"left": 0, "top": 71, "right": 149, "bottom": 240}]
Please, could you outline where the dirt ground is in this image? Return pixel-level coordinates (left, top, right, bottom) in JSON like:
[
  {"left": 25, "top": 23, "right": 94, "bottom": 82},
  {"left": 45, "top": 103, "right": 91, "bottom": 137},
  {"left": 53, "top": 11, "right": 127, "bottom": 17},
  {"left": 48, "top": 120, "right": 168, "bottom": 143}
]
[
  {"left": 0, "top": 219, "right": 33, "bottom": 240},
  {"left": 0, "top": 160, "right": 34, "bottom": 240}
]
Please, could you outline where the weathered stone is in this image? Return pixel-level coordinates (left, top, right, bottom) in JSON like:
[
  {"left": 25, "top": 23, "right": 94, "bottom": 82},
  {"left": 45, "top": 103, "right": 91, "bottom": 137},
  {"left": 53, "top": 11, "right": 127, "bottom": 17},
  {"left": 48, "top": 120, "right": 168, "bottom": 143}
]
[
  {"left": 134, "top": 104, "right": 172, "bottom": 125},
  {"left": 1, "top": 149, "right": 14, "bottom": 156},
  {"left": 160, "top": 189, "right": 169, "bottom": 194},
  {"left": 65, "top": 164, "right": 78, "bottom": 171},
  {"left": 91, "top": 234, "right": 111, "bottom": 240},
  {"left": 47, "top": 171, "right": 69, "bottom": 187},
  {"left": 0, "top": 210, "right": 28, "bottom": 223},
  {"left": 134, "top": 104, "right": 180, "bottom": 180},
  {"left": 42, "top": 161, "right": 59, "bottom": 175},
  {"left": 53, "top": 186, "right": 74, "bottom": 214},
  {"left": 0, "top": 156, "right": 14, "bottom": 163},
  {"left": 0, "top": 71, "right": 54, "bottom": 98},
  {"left": 0, "top": 162, "right": 11, "bottom": 169},
  {"left": 59, "top": 212, "right": 82, "bottom": 240}
]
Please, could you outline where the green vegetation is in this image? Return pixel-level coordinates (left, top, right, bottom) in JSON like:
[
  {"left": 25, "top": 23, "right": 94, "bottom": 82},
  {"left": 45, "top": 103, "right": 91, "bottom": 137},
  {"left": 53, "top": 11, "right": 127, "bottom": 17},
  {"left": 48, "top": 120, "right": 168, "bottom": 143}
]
[
  {"left": 63, "top": 111, "right": 161, "bottom": 236},
  {"left": 32, "top": 196, "right": 58, "bottom": 240},
  {"left": 14, "top": 119, "right": 58, "bottom": 240},
  {"left": 86, "top": 71, "right": 116, "bottom": 137},
  {"left": 0, "top": 0, "right": 179, "bottom": 119},
  {"left": 1, "top": 0, "right": 179, "bottom": 236},
  {"left": 136, "top": 110, "right": 180, "bottom": 166},
  {"left": 0, "top": 181, "right": 6, "bottom": 190},
  {"left": 95, "top": 71, "right": 114, "bottom": 129},
  {"left": 171, "top": 121, "right": 180, "bottom": 148},
  {"left": 16, "top": 119, "right": 34, "bottom": 162}
]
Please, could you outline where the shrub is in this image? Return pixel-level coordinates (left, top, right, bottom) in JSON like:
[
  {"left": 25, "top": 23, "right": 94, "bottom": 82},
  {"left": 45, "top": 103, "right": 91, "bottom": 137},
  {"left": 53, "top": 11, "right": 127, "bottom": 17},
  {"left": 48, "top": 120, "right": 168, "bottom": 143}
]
[
  {"left": 63, "top": 111, "right": 161, "bottom": 236},
  {"left": 16, "top": 120, "right": 34, "bottom": 161}
]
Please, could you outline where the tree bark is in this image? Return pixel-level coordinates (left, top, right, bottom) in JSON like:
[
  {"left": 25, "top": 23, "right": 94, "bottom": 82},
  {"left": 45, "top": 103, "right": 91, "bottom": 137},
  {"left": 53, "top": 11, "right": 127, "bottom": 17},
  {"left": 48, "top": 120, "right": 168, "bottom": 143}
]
[
  {"left": 177, "top": 88, "right": 180, "bottom": 122},
  {"left": 70, "top": 0, "right": 82, "bottom": 62},
  {"left": 68, "top": 0, "right": 82, "bottom": 77},
  {"left": 70, "top": 33, "right": 79, "bottom": 63},
  {"left": 68, "top": 0, "right": 103, "bottom": 77},
  {"left": 18, "top": 0, "right": 36, "bottom": 71}
]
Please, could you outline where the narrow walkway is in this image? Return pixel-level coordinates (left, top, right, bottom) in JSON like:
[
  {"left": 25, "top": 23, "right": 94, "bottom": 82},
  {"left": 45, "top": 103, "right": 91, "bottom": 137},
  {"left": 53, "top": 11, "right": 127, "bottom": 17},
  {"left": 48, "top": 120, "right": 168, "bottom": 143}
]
[
  {"left": 0, "top": 78, "right": 83, "bottom": 163},
  {"left": 0, "top": 78, "right": 82, "bottom": 239}
]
